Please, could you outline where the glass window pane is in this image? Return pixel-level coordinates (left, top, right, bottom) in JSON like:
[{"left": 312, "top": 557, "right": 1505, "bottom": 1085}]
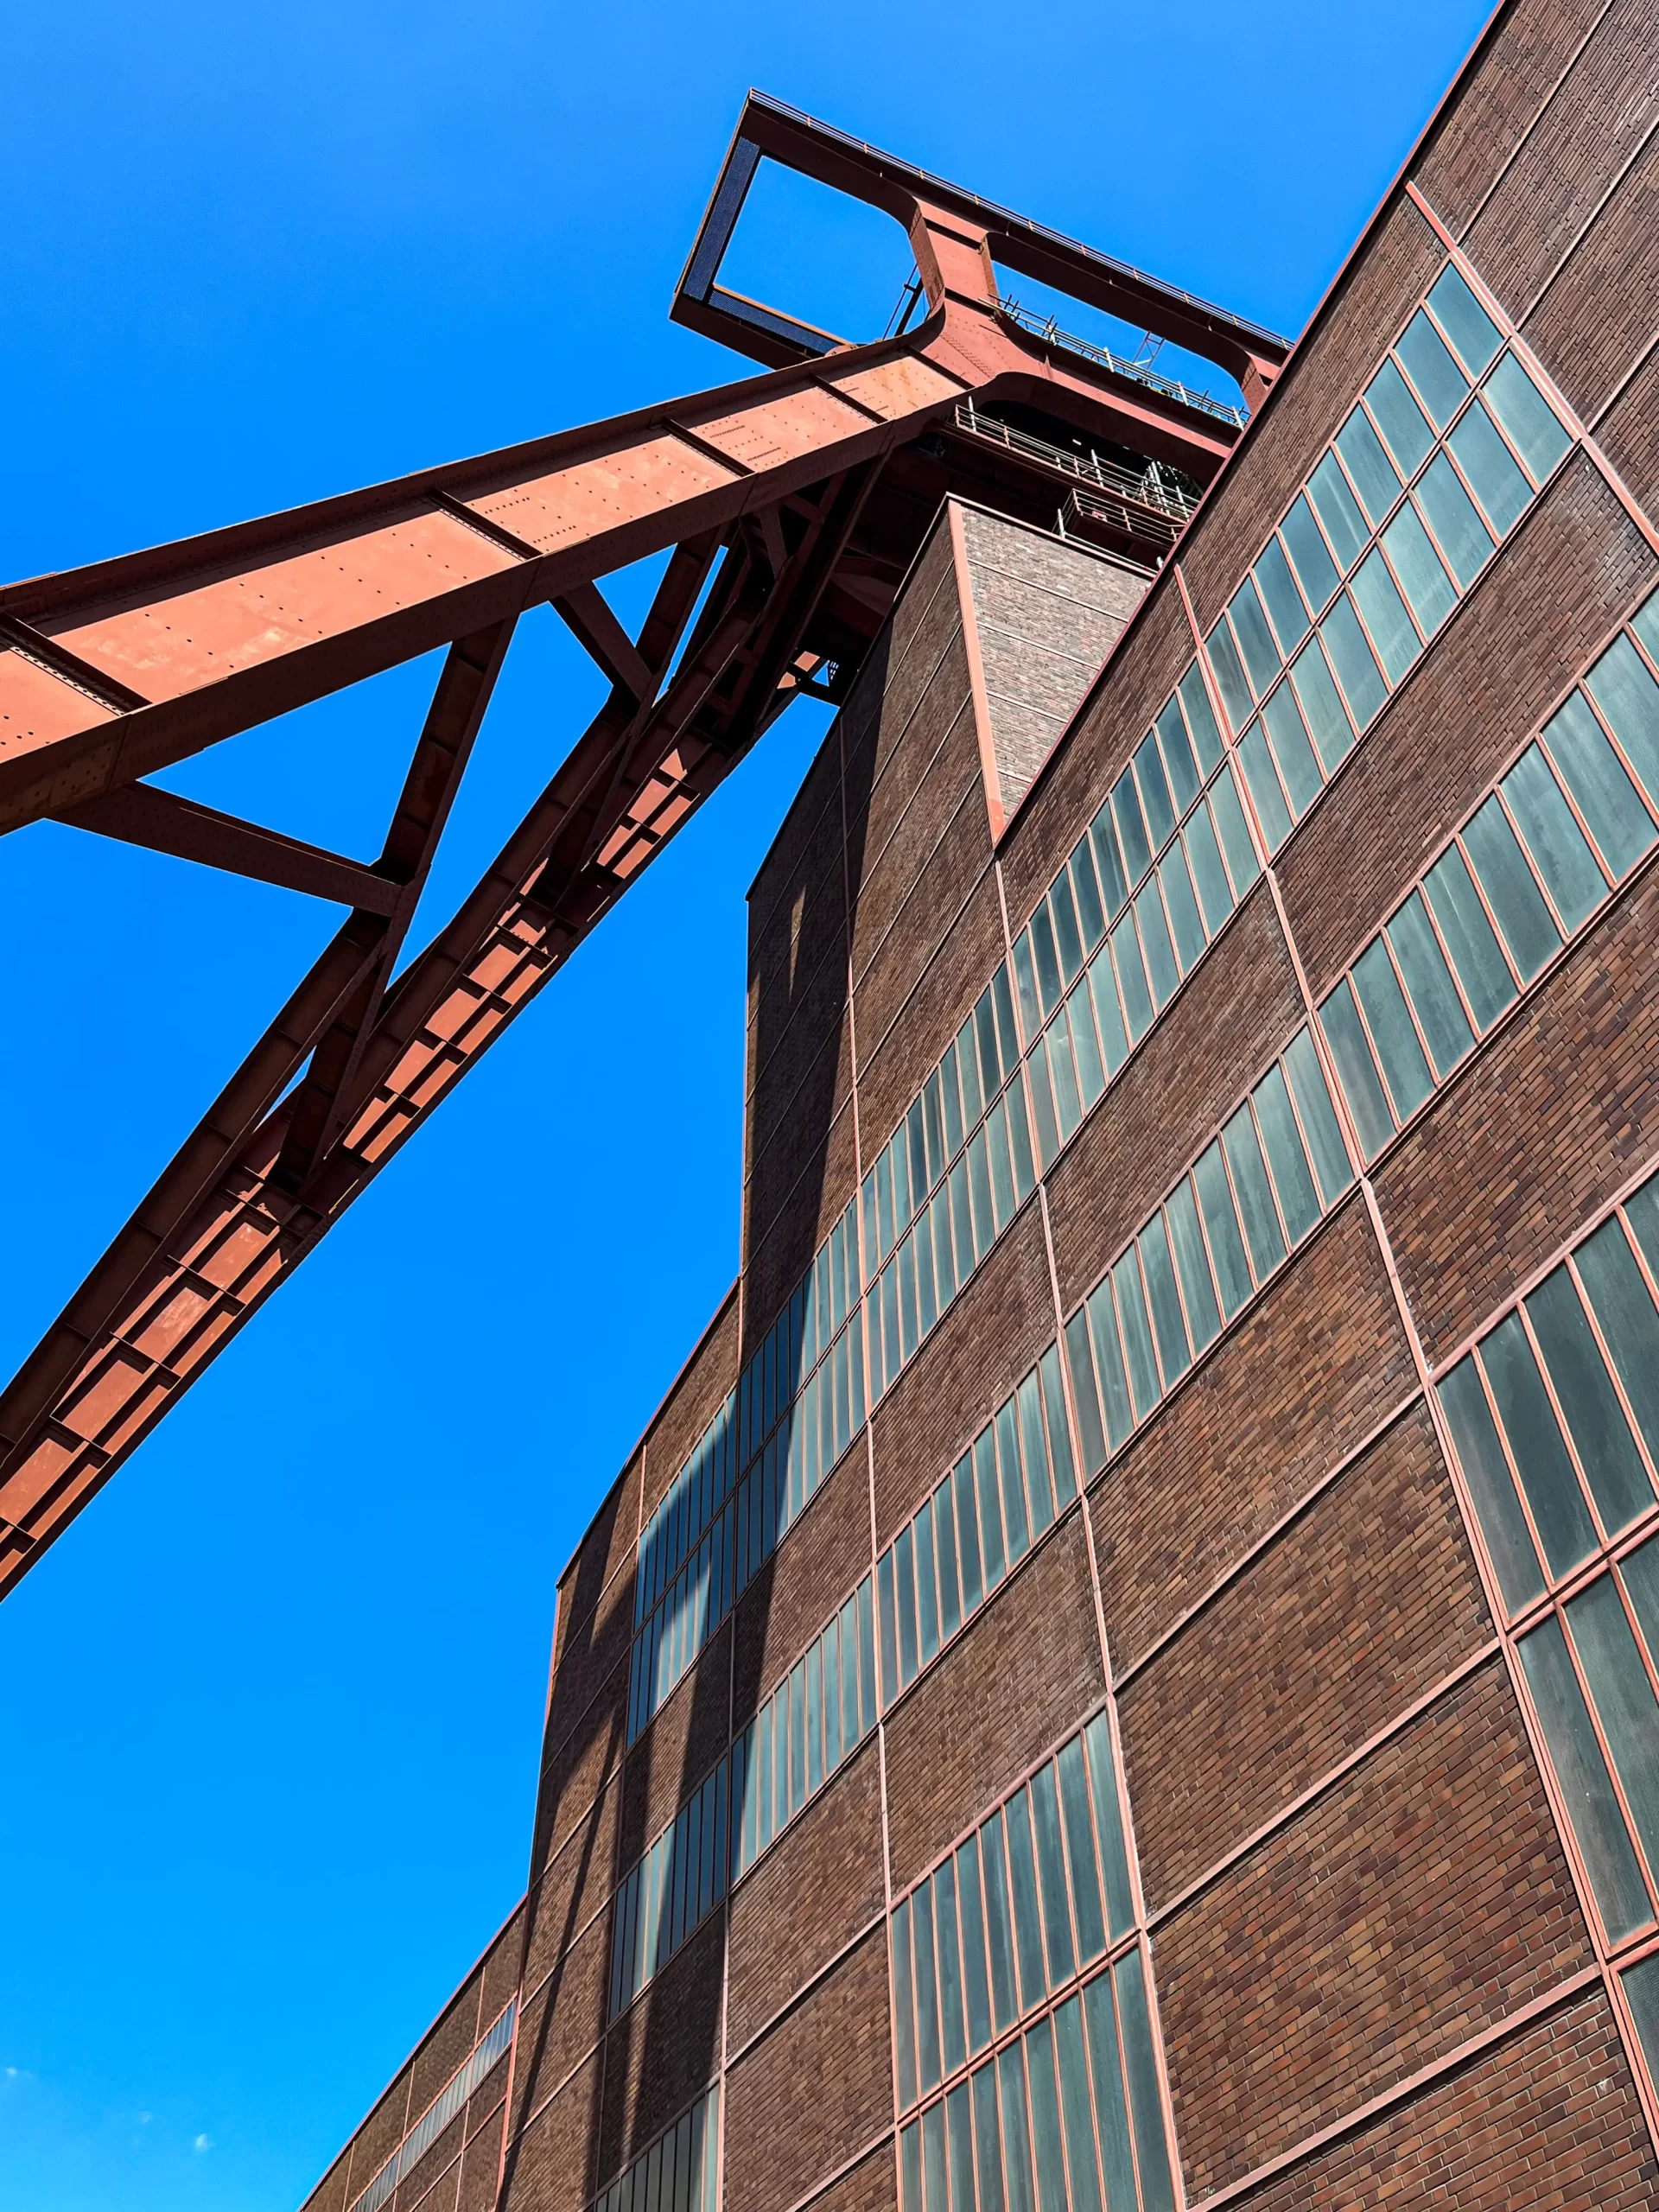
[
  {"left": 1025, "top": 2018, "right": 1068, "bottom": 2212},
  {"left": 892, "top": 1900, "right": 918, "bottom": 2108},
  {"left": 1020, "top": 1370, "right": 1055, "bottom": 1538},
  {"left": 981, "top": 1810, "right": 1019, "bottom": 2032},
  {"left": 912, "top": 1875, "right": 943, "bottom": 2091},
  {"left": 1365, "top": 357, "right": 1434, "bottom": 475},
  {"left": 1502, "top": 745, "right": 1605, "bottom": 931},
  {"left": 1090, "top": 808, "right": 1128, "bottom": 917},
  {"left": 1139, "top": 1214, "right": 1192, "bottom": 1385},
  {"left": 1281, "top": 492, "right": 1341, "bottom": 609},
  {"left": 1239, "top": 721, "right": 1294, "bottom": 853},
  {"left": 1586, "top": 633, "right": 1659, "bottom": 802},
  {"left": 1484, "top": 352, "right": 1569, "bottom": 482},
  {"left": 1229, "top": 576, "right": 1282, "bottom": 697},
  {"left": 1623, "top": 1955, "right": 1659, "bottom": 2089},
  {"left": 1071, "top": 838, "right": 1106, "bottom": 950},
  {"left": 976, "top": 1430, "right": 1005, "bottom": 1593},
  {"left": 1209, "top": 764, "right": 1262, "bottom": 895},
  {"left": 1395, "top": 308, "right": 1469, "bottom": 430},
  {"left": 1182, "top": 807, "right": 1234, "bottom": 937},
  {"left": 1065, "top": 1310, "right": 1107, "bottom": 1479},
  {"left": 1155, "top": 696, "right": 1201, "bottom": 810},
  {"left": 1031, "top": 905, "right": 1064, "bottom": 1020},
  {"left": 998, "top": 2045, "right": 1036, "bottom": 2212},
  {"left": 1221, "top": 1101, "right": 1287, "bottom": 1279},
  {"left": 1253, "top": 1061, "right": 1322, "bottom": 1244},
  {"left": 1030, "top": 1764, "right": 1076, "bottom": 1985},
  {"left": 1254, "top": 534, "right": 1312, "bottom": 655},
  {"left": 1352, "top": 937, "right": 1433, "bottom": 1122},
  {"left": 947, "top": 2083, "right": 976, "bottom": 2212},
  {"left": 1423, "top": 842, "right": 1519, "bottom": 1027},
  {"left": 1136, "top": 886, "right": 1182, "bottom": 1012},
  {"left": 1115, "top": 1949, "right": 1176, "bottom": 2212},
  {"left": 923, "top": 2101, "right": 948, "bottom": 2212},
  {"left": 1351, "top": 546, "right": 1421, "bottom": 684},
  {"left": 1135, "top": 731, "right": 1177, "bottom": 848},
  {"left": 1387, "top": 890, "right": 1473, "bottom": 1079},
  {"left": 1004, "top": 1789, "right": 1048, "bottom": 2006},
  {"left": 1205, "top": 618, "right": 1254, "bottom": 734},
  {"left": 1320, "top": 593, "right": 1389, "bottom": 727},
  {"left": 1082, "top": 1713, "right": 1135, "bottom": 1938},
  {"left": 1576, "top": 1215, "right": 1659, "bottom": 1463},
  {"left": 1481, "top": 1313, "right": 1597, "bottom": 1579},
  {"left": 1262, "top": 681, "right": 1325, "bottom": 817},
  {"left": 1046, "top": 1019, "right": 1083, "bottom": 1144},
  {"left": 1415, "top": 451, "right": 1492, "bottom": 590},
  {"left": 1069, "top": 980, "right": 1106, "bottom": 1109},
  {"left": 1282, "top": 1027, "right": 1354, "bottom": 1206},
  {"left": 1319, "top": 976, "right": 1396, "bottom": 1158},
  {"left": 1527, "top": 1265, "right": 1654, "bottom": 1533},
  {"left": 1082, "top": 1974, "right": 1138, "bottom": 2212},
  {"left": 1308, "top": 450, "right": 1370, "bottom": 569},
  {"left": 1567, "top": 1573, "right": 1659, "bottom": 1875},
  {"left": 1114, "top": 1255, "right": 1162, "bottom": 1421},
  {"left": 1087, "top": 1279, "right": 1135, "bottom": 1451},
  {"left": 1427, "top": 262, "right": 1502, "bottom": 378},
  {"left": 1449, "top": 398, "right": 1531, "bottom": 535},
  {"left": 1051, "top": 876, "right": 1084, "bottom": 988},
  {"left": 1288, "top": 632, "right": 1354, "bottom": 775},
  {"left": 974, "top": 2062, "right": 1006, "bottom": 2212},
  {"left": 1382, "top": 500, "right": 1456, "bottom": 637},
  {"left": 1119, "top": 902, "right": 1159, "bottom": 1039},
  {"left": 1335, "top": 404, "right": 1401, "bottom": 527},
  {"left": 1113, "top": 768, "right": 1152, "bottom": 883},
  {"left": 1160, "top": 841, "right": 1208, "bottom": 971},
  {"left": 1179, "top": 663, "right": 1225, "bottom": 774},
  {"left": 1166, "top": 1178, "right": 1222, "bottom": 1352},
  {"left": 1053, "top": 1998, "right": 1104, "bottom": 2212},
  {"left": 1521, "top": 1613, "right": 1653, "bottom": 1942},
  {"left": 1089, "top": 952, "right": 1129, "bottom": 1079},
  {"left": 1541, "top": 690, "right": 1656, "bottom": 878},
  {"left": 1462, "top": 794, "right": 1560, "bottom": 979},
  {"left": 1438, "top": 1356, "right": 1545, "bottom": 1614},
  {"left": 935, "top": 1855, "right": 967, "bottom": 2075},
  {"left": 1057, "top": 1737, "right": 1105, "bottom": 1962},
  {"left": 1193, "top": 1140, "right": 1254, "bottom": 1317}
]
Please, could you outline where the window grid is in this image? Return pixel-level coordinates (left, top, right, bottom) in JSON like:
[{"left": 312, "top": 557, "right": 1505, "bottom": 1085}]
[
  {"left": 733, "top": 1571, "right": 879, "bottom": 1876},
  {"left": 891, "top": 1714, "right": 1175, "bottom": 2212},
  {"left": 1206, "top": 266, "right": 1572, "bottom": 849},
  {"left": 347, "top": 2001, "right": 516, "bottom": 2212},
  {"left": 1065, "top": 1030, "right": 1354, "bottom": 1473},
  {"left": 610, "top": 1753, "right": 733, "bottom": 2017},
  {"left": 1319, "top": 594, "right": 1659, "bottom": 1161},
  {"left": 876, "top": 1345, "right": 1078, "bottom": 1710},
  {"left": 591, "top": 2084, "right": 720, "bottom": 2212}
]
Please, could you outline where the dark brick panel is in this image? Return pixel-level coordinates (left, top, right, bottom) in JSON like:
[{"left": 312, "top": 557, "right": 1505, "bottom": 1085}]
[
  {"left": 869, "top": 1197, "right": 1055, "bottom": 1549},
  {"left": 551, "top": 1456, "right": 640, "bottom": 1684},
  {"left": 1240, "top": 1989, "right": 1657, "bottom": 2211},
  {"left": 802, "top": 2142, "right": 899, "bottom": 2212},
  {"left": 997, "top": 573, "right": 1196, "bottom": 927},
  {"left": 723, "top": 1926, "right": 893, "bottom": 2212},
  {"left": 852, "top": 661, "right": 984, "bottom": 987},
  {"left": 524, "top": 1779, "right": 618, "bottom": 2003},
  {"left": 1180, "top": 198, "right": 1443, "bottom": 635},
  {"left": 349, "top": 2069, "right": 415, "bottom": 2202},
  {"left": 454, "top": 2104, "right": 507, "bottom": 2212},
  {"left": 1378, "top": 860, "right": 1659, "bottom": 1363},
  {"left": 1119, "top": 1402, "right": 1490, "bottom": 1911},
  {"left": 869, "top": 526, "right": 965, "bottom": 787},
  {"left": 620, "top": 1616, "right": 730, "bottom": 1872},
  {"left": 1043, "top": 882, "right": 1302, "bottom": 1314},
  {"left": 409, "top": 1975, "right": 486, "bottom": 2124},
  {"left": 1599, "top": 345, "right": 1659, "bottom": 524},
  {"left": 599, "top": 1907, "right": 725, "bottom": 2181},
  {"left": 542, "top": 1573, "right": 633, "bottom": 1789},
  {"left": 1154, "top": 1658, "right": 1594, "bottom": 2199},
  {"left": 1523, "top": 130, "right": 1659, "bottom": 423},
  {"left": 734, "top": 1451, "right": 870, "bottom": 1725},
  {"left": 727, "top": 1734, "right": 886, "bottom": 2051},
  {"left": 882, "top": 1515, "right": 1104, "bottom": 1891},
  {"left": 508, "top": 1915, "right": 609, "bottom": 2134},
  {"left": 1280, "top": 451, "right": 1656, "bottom": 995},
  {"left": 745, "top": 1032, "right": 857, "bottom": 1329},
  {"left": 748, "top": 719, "right": 846, "bottom": 950},
  {"left": 855, "top": 761, "right": 992, "bottom": 1078},
  {"left": 1465, "top": 0, "right": 1658, "bottom": 318},
  {"left": 392, "top": 2105, "right": 463, "bottom": 2212},
  {"left": 533, "top": 1657, "right": 628, "bottom": 1895},
  {"left": 499, "top": 2050, "right": 601, "bottom": 2212},
  {"left": 1092, "top": 1197, "right": 1415, "bottom": 1676},
  {"left": 1414, "top": 0, "right": 1610, "bottom": 239},
  {"left": 747, "top": 923, "right": 852, "bottom": 1155}
]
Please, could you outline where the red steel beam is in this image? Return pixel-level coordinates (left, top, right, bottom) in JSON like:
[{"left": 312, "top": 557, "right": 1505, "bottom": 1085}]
[{"left": 0, "top": 161, "right": 1249, "bottom": 1595}]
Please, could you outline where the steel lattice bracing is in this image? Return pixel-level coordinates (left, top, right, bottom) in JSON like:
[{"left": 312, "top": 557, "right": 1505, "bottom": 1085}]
[{"left": 0, "top": 100, "right": 1287, "bottom": 1597}]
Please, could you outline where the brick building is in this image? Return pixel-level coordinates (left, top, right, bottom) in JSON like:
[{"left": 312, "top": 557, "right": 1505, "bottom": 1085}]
[{"left": 301, "top": 3, "right": 1659, "bottom": 2208}]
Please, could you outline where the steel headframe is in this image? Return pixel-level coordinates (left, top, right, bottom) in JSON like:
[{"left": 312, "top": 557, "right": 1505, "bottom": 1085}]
[{"left": 0, "top": 99, "right": 1287, "bottom": 1599}]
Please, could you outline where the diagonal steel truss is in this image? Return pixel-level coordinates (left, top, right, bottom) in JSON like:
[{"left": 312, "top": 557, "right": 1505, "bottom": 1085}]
[{"left": 0, "top": 100, "right": 1287, "bottom": 1598}]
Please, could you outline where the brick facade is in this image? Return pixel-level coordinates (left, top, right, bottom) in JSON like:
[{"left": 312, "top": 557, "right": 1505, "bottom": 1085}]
[{"left": 304, "top": 7, "right": 1659, "bottom": 2209}]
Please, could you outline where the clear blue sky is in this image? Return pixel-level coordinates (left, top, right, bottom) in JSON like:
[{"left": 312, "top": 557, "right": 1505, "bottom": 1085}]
[{"left": 0, "top": 4, "right": 1491, "bottom": 2207}]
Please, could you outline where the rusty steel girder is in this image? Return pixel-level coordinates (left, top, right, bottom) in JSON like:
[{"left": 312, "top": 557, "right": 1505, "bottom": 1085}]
[{"left": 0, "top": 100, "right": 1287, "bottom": 1598}]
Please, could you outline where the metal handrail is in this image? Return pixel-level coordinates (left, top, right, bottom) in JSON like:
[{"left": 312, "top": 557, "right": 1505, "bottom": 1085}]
[
  {"left": 995, "top": 296, "right": 1248, "bottom": 427},
  {"left": 950, "top": 400, "right": 1200, "bottom": 526}
]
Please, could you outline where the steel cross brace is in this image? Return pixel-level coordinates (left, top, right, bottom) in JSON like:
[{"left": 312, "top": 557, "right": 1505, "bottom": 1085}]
[{"left": 0, "top": 160, "right": 1249, "bottom": 1595}]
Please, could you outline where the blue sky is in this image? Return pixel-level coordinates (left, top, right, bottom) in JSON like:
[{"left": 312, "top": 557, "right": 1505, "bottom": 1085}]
[{"left": 0, "top": 3, "right": 1491, "bottom": 2206}]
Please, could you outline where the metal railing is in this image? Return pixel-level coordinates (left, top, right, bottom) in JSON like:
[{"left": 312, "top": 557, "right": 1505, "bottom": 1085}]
[
  {"left": 951, "top": 400, "right": 1200, "bottom": 539},
  {"left": 995, "top": 296, "right": 1248, "bottom": 426}
]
